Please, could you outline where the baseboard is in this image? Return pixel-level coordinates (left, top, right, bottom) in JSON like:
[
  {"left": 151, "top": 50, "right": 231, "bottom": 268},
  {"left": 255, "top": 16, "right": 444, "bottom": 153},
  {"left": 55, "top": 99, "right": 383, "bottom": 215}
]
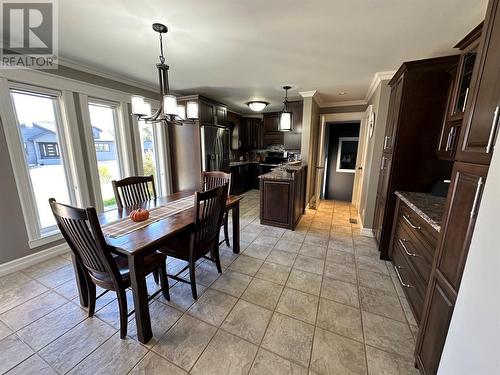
[
  {"left": 360, "top": 227, "right": 374, "bottom": 237},
  {"left": 0, "top": 243, "right": 70, "bottom": 277}
]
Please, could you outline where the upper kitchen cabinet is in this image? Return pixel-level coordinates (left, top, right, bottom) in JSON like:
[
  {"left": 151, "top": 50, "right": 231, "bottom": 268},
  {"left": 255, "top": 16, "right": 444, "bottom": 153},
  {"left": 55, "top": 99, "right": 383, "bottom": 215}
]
[
  {"left": 241, "top": 117, "right": 263, "bottom": 150},
  {"left": 262, "top": 101, "right": 303, "bottom": 147},
  {"left": 227, "top": 111, "right": 242, "bottom": 150},
  {"left": 456, "top": 0, "right": 500, "bottom": 165},
  {"left": 263, "top": 113, "right": 284, "bottom": 146},
  {"left": 437, "top": 24, "right": 482, "bottom": 160},
  {"left": 177, "top": 94, "right": 228, "bottom": 126}
]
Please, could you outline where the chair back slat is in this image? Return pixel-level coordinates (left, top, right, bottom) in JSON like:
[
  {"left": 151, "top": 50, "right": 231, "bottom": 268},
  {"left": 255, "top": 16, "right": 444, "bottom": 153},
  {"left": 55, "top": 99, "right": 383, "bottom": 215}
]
[
  {"left": 202, "top": 171, "right": 232, "bottom": 194},
  {"left": 112, "top": 175, "right": 156, "bottom": 208},
  {"left": 193, "top": 184, "right": 228, "bottom": 247},
  {"left": 49, "top": 198, "right": 121, "bottom": 282}
]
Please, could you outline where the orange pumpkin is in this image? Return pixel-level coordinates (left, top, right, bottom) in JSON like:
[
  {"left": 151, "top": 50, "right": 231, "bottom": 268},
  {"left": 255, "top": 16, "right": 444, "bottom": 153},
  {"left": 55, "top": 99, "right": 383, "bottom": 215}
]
[{"left": 129, "top": 208, "right": 149, "bottom": 222}]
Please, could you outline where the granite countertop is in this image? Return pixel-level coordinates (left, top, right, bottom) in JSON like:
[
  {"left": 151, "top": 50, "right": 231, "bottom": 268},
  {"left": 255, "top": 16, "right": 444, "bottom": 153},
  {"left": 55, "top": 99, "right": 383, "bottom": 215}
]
[
  {"left": 258, "top": 163, "right": 306, "bottom": 180},
  {"left": 229, "top": 161, "right": 260, "bottom": 167},
  {"left": 395, "top": 191, "right": 446, "bottom": 232}
]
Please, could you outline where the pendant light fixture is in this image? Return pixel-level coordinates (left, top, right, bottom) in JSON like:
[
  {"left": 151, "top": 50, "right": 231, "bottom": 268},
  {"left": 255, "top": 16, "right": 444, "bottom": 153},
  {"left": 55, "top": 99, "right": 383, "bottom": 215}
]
[
  {"left": 279, "top": 86, "right": 293, "bottom": 131},
  {"left": 131, "top": 23, "right": 198, "bottom": 125}
]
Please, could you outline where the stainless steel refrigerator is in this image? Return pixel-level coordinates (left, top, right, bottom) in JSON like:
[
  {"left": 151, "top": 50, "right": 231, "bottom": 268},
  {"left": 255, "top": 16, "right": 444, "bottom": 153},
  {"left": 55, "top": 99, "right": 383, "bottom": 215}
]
[{"left": 201, "top": 125, "right": 230, "bottom": 172}]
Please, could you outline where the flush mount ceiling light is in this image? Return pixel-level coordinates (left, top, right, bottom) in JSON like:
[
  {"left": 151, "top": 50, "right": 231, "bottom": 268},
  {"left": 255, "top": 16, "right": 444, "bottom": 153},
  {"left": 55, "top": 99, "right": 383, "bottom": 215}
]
[
  {"left": 131, "top": 23, "right": 198, "bottom": 125},
  {"left": 247, "top": 101, "right": 269, "bottom": 112},
  {"left": 278, "top": 86, "right": 293, "bottom": 132}
]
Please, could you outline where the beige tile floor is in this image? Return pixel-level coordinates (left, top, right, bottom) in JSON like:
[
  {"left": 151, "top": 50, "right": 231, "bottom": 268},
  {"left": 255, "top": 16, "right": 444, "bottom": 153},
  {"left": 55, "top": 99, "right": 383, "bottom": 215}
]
[{"left": 0, "top": 190, "right": 419, "bottom": 374}]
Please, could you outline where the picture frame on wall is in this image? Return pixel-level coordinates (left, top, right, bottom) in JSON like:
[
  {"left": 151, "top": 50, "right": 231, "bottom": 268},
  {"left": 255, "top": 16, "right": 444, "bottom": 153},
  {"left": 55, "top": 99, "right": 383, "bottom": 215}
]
[{"left": 336, "top": 137, "right": 359, "bottom": 173}]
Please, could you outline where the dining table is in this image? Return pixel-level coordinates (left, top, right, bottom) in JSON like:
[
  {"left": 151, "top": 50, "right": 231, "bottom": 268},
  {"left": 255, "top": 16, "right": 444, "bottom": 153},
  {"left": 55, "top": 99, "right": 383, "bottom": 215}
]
[{"left": 70, "top": 190, "right": 243, "bottom": 344}]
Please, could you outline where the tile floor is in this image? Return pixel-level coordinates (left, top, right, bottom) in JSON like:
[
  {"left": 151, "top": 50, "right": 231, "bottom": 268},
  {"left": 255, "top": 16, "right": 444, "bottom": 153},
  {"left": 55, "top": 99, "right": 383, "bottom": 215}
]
[{"left": 0, "top": 190, "right": 419, "bottom": 374}]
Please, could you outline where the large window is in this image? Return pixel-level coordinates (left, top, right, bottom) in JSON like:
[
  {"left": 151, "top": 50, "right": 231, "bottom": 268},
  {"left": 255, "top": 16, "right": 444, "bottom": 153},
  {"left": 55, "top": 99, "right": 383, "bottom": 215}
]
[
  {"left": 88, "top": 102, "right": 122, "bottom": 210},
  {"left": 138, "top": 119, "right": 158, "bottom": 185},
  {"left": 10, "top": 89, "right": 73, "bottom": 234}
]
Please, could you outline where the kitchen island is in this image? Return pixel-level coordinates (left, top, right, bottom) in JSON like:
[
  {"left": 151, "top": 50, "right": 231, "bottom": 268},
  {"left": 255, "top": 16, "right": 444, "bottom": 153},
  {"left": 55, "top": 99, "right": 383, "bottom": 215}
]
[{"left": 259, "top": 163, "right": 307, "bottom": 230}]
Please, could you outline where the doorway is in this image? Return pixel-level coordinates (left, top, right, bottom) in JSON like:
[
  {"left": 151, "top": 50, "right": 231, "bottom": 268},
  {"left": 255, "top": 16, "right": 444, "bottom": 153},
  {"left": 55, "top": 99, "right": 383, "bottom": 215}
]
[{"left": 324, "top": 122, "right": 360, "bottom": 201}]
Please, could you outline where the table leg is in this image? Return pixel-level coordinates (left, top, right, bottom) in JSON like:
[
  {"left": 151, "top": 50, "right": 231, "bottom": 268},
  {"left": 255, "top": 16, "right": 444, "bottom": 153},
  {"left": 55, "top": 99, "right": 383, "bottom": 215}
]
[
  {"left": 232, "top": 201, "right": 240, "bottom": 254},
  {"left": 71, "top": 254, "right": 88, "bottom": 307},
  {"left": 128, "top": 254, "right": 152, "bottom": 343}
]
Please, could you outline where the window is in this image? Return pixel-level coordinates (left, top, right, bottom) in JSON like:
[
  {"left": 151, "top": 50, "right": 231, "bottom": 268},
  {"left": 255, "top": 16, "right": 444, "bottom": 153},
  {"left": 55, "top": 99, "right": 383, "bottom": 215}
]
[
  {"left": 138, "top": 119, "right": 158, "bottom": 183},
  {"left": 94, "top": 142, "right": 110, "bottom": 152},
  {"left": 88, "top": 102, "right": 122, "bottom": 210},
  {"left": 10, "top": 89, "right": 74, "bottom": 234},
  {"left": 39, "top": 142, "right": 60, "bottom": 158}
]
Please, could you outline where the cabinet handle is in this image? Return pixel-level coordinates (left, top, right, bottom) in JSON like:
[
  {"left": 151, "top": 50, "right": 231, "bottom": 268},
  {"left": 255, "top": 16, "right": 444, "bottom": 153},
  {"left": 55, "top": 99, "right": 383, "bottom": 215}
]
[
  {"left": 462, "top": 87, "right": 469, "bottom": 113},
  {"left": 403, "top": 215, "right": 421, "bottom": 230},
  {"left": 470, "top": 177, "right": 484, "bottom": 218},
  {"left": 486, "top": 106, "right": 500, "bottom": 154},
  {"left": 445, "top": 128, "right": 453, "bottom": 152},
  {"left": 384, "top": 136, "right": 389, "bottom": 150},
  {"left": 399, "top": 238, "right": 419, "bottom": 257},
  {"left": 380, "top": 157, "right": 386, "bottom": 170},
  {"left": 394, "top": 265, "right": 413, "bottom": 288}
]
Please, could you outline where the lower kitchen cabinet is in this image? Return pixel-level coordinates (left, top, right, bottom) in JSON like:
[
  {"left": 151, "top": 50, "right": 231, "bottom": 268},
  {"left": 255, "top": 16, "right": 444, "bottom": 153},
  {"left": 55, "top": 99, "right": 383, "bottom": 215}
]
[{"left": 230, "top": 163, "right": 259, "bottom": 195}]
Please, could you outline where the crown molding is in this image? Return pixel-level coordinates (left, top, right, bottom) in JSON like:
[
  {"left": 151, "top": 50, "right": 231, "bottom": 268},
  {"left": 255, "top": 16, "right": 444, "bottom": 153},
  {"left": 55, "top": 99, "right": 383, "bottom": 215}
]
[
  {"left": 58, "top": 57, "right": 158, "bottom": 93},
  {"left": 320, "top": 99, "right": 368, "bottom": 108},
  {"left": 299, "top": 90, "right": 317, "bottom": 98},
  {"left": 365, "top": 71, "right": 396, "bottom": 102}
]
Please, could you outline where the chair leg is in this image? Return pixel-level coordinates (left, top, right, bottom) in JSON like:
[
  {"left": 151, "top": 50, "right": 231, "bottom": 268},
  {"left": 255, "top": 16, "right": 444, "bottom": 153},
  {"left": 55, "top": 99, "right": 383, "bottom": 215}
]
[
  {"left": 152, "top": 269, "right": 159, "bottom": 285},
  {"left": 214, "top": 245, "right": 223, "bottom": 274},
  {"left": 87, "top": 280, "right": 96, "bottom": 318},
  {"left": 159, "top": 263, "right": 170, "bottom": 301},
  {"left": 223, "top": 214, "right": 230, "bottom": 247},
  {"left": 116, "top": 289, "right": 128, "bottom": 339},
  {"left": 189, "top": 259, "right": 198, "bottom": 300}
]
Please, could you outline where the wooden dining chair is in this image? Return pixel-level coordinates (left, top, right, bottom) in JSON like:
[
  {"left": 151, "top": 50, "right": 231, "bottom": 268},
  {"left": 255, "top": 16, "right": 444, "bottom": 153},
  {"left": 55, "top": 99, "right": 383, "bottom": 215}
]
[
  {"left": 49, "top": 198, "right": 169, "bottom": 338},
  {"left": 112, "top": 175, "right": 156, "bottom": 209},
  {"left": 159, "top": 184, "right": 229, "bottom": 299},
  {"left": 202, "top": 171, "right": 232, "bottom": 247}
]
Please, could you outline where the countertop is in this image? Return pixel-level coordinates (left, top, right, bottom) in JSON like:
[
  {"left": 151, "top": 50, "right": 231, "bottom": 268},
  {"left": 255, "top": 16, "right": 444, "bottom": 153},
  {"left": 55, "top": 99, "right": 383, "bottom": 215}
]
[
  {"left": 258, "top": 163, "right": 307, "bottom": 181},
  {"left": 229, "top": 161, "right": 259, "bottom": 167},
  {"left": 395, "top": 191, "right": 446, "bottom": 232}
]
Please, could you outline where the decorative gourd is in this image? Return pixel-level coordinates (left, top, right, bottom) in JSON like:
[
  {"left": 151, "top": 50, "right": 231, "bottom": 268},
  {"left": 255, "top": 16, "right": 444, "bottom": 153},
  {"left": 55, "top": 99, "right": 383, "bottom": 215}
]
[{"left": 129, "top": 208, "right": 149, "bottom": 222}]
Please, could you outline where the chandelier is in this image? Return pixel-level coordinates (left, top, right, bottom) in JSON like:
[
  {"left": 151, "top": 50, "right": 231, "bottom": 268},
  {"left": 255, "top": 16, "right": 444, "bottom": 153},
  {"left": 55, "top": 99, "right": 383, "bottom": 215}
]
[
  {"left": 131, "top": 23, "right": 198, "bottom": 125},
  {"left": 278, "top": 85, "right": 293, "bottom": 131}
]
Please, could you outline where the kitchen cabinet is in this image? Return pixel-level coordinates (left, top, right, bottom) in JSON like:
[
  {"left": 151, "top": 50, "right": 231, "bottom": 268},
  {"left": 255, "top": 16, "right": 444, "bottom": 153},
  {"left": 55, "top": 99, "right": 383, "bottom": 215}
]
[
  {"left": 241, "top": 117, "right": 263, "bottom": 150},
  {"left": 228, "top": 111, "right": 242, "bottom": 150},
  {"left": 415, "top": 162, "right": 488, "bottom": 374},
  {"left": 263, "top": 113, "right": 284, "bottom": 145},
  {"left": 437, "top": 24, "right": 482, "bottom": 160},
  {"left": 373, "top": 55, "right": 457, "bottom": 260},
  {"left": 230, "top": 162, "right": 259, "bottom": 195},
  {"left": 177, "top": 94, "right": 228, "bottom": 127},
  {"left": 259, "top": 165, "right": 307, "bottom": 230},
  {"left": 456, "top": 0, "right": 500, "bottom": 165}
]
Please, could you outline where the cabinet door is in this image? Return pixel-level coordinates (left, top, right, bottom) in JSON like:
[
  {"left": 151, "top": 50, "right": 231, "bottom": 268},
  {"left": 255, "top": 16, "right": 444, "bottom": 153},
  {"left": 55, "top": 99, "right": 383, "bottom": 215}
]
[
  {"left": 376, "top": 154, "right": 392, "bottom": 199},
  {"left": 457, "top": 0, "right": 500, "bottom": 164},
  {"left": 215, "top": 106, "right": 227, "bottom": 126},
  {"left": 264, "top": 115, "right": 279, "bottom": 133},
  {"left": 199, "top": 101, "right": 215, "bottom": 125},
  {"left": 383, "top": 74, "right": 404, "bottom": 153},
  {"left": 435, "top": 162, "right": 488, "bottom": 291},
  {"left": 373, "top": 194, "right": 385, "bottom": 244},
  {"left": 416, "top": 277, "right": 455, "bottom": 375}
]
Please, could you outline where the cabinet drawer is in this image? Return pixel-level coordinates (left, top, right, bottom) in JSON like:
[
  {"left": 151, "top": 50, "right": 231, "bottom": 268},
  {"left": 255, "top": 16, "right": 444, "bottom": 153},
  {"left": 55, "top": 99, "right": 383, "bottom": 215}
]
[
  {"left": 399, "top": 203, "right": 438, "bottom": 256},
  {"left": 395, "top": 224, "right": 433, "bottom": 284},
  {"left": 392, "top": 241, "right": 426, "bottom": 324}
]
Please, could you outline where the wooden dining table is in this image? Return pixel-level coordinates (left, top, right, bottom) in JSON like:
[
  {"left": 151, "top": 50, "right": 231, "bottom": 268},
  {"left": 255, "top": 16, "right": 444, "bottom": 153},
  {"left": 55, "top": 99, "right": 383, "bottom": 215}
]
[{"left": 71, "top": 190, "right": 243, "bottom": 344}]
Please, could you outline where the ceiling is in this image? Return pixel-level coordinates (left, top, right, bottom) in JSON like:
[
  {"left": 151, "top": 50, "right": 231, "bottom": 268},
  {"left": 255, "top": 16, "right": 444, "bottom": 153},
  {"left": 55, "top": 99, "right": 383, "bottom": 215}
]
[{"left": 58, "top": 0, "right": 487, "bottom": 113}]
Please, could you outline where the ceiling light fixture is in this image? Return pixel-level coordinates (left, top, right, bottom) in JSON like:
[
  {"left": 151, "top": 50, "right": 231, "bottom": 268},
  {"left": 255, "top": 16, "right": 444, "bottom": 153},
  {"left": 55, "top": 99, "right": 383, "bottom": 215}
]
[
  {"left": 279, "top": 86, "right": 293, "bottom": 132},
  {"left": 131, "top": 23, "right": 198, "bottom": 125},
  {"left": 247, "top": 101, "right": 269, "bottom": 112}
]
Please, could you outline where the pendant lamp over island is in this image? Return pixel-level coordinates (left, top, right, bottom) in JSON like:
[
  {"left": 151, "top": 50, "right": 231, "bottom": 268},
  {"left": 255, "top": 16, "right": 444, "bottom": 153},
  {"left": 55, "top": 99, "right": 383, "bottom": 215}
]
[{"left": 279, "top": 86, "right": 293, "bottom": 131}]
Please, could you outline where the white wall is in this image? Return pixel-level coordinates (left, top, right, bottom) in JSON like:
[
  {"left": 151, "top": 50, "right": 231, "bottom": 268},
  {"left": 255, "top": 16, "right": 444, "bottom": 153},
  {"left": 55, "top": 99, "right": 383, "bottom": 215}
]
[{"left": 438, "top": 135, "right": 500, "bottom": 374}]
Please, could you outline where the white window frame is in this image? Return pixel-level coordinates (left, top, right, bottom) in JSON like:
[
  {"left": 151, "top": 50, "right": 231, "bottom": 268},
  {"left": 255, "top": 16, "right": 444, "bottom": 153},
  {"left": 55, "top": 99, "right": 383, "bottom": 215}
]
[
  {"left": 80, "top": 94, "right": 135, "bottom": 212},
  {"left": 131, "top": 99, "right": 172, "bottom": 196},
  {"left": 0, "top": 79, "right": 87, "bottom": 247},
  {"left": 336, "top": 136, "right": 359, "bottom": 173}
]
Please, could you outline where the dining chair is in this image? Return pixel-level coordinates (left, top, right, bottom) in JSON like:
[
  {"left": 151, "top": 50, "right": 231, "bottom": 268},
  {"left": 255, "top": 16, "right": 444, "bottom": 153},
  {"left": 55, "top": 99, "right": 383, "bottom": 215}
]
[
  {"left": 202, "top": 171, "right": 232, "bottom": 247},
  {"left": 159, "top": 184, "right": 229, "bottom": 299},
  {"left": 112, "top": 175, "right": 156, "bottom": 209},
  {"left": 49, "top": 198, "right": 169, "bottom": 338}
]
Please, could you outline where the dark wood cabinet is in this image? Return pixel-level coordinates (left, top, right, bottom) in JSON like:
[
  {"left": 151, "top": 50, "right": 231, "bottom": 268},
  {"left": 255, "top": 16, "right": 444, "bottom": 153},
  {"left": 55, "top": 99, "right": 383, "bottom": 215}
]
[
  {"left": 373, "top": 56, "right": 457, "bottom": 260},
  {"left": 437, "top": 24, "right": 482, "bottom": 160},
  {"left": 457, "top": 1, "right": 500, "bottom": 165},
  {"left": 415, "top": 162, "right": 488, "bottom": 374},
  {"left": 230, "top": 162, "right": 259, "bottom": 195},
  {"left": 241, "top": 117, "right": 263, "bottom": 150},
  {"left": 177, "top": 95, "right": 228, "bottom": 127},
  {"left": 263, "top": 113, "right": 284, "bottom": 146},
  {"left": 227, "top": 111, "right": 242, "bottom": 150}
]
